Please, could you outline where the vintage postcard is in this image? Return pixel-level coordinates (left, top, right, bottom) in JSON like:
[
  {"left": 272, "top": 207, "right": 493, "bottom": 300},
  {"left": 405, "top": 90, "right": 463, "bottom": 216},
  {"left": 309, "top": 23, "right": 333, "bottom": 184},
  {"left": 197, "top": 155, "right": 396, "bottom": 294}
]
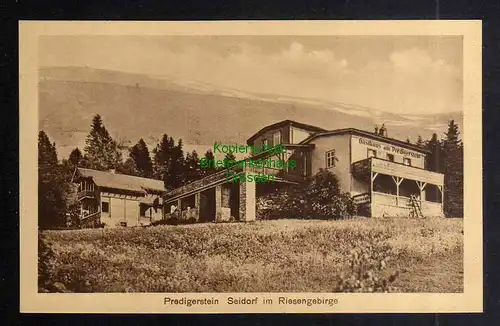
[{"left": 20, "top": 20, "right": 482, "bottom": 313}]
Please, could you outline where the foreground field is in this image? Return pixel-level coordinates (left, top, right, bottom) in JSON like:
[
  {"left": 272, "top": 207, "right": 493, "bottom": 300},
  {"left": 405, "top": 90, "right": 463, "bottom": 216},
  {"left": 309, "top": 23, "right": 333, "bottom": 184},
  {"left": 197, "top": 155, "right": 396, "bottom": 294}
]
[{"left": 39, "top": 217, "right": 463, "bottom": 293}]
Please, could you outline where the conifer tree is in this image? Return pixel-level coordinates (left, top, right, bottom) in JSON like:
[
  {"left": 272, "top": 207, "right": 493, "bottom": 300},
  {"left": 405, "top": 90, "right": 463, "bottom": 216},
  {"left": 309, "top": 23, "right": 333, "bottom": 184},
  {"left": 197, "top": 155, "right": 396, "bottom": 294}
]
[
  {"left": 116, "top": 157, "right": 140, "bottom": 176},
  {"left": 152, "top": 134, "right": 176, "bottom": 188},
  {"left": 184, "top": 150, "right": 203, "bottom": 183},
  {"left": 152, "top": 134, "right": 175, "bottom": 181},
  {"left": 166, "top": 139, "right": 186, "bottom": 189},
  {"left": 416, "top": 135, "right": 424, "bottom": 147},
  {"left": 83, "top": 114, "right": 122, "bottom": 171},
  {"left": 68, "top": 147, "right": 83, "bottom": 167},
  {"left": 202, "top": 149, "right": 217, "bottom": 176},
  {"left": 129, "top": 138, "right": 153, "bottom": 178},
  {"left": 223, "top": 151, "right": 237, "bottom": 169},
  {"left": 38, "top": 131, "right": 68, "bottom": 229},
  {"left": 425, "top": 133, "right": 444, "bottom": 173},
  {"left": 442, "top": 120, "right": 464, "bottom": 217}
]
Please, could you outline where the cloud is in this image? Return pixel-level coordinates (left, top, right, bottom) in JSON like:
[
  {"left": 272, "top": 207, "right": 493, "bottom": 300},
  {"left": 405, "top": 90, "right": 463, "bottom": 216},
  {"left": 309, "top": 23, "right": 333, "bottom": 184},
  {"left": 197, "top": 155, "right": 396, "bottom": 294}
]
[{"left": 40, "top": 37, "right": 462, "bottom": 115}]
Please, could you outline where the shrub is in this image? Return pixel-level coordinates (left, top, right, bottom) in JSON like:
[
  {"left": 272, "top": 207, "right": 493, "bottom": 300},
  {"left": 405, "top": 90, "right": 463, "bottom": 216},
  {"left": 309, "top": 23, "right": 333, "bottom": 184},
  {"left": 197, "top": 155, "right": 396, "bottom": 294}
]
[
  {"left": 305, "top": 169, "right": 357, "bottom": 219},
  {"left": 256, "top": 183, "right": 307, "bottom": 220},
  {"left": 257, "top": 169, "right": 356, "bottom": 220},
  {"left": 38, "top": 232, "right": 57, "bottom": 292}
]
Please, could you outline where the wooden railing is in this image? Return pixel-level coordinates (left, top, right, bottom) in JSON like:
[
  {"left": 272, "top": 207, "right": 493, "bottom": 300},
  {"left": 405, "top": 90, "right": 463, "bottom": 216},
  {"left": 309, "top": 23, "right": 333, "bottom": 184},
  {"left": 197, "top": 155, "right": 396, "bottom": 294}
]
[
  {"left": 81, "top": 210, "right": 100, "bottom": 219},
  {"left": 166, "top": 167, "right": 242, "bottom": 199},
  {"left": 352, "top": 158, "right": 444, "bottom": 186},
  {"left": 166, "top": 154, "right": 307, "bottom": 200},
  {"left": 77, "top": 190, "right": 95, "bottom": 199}
]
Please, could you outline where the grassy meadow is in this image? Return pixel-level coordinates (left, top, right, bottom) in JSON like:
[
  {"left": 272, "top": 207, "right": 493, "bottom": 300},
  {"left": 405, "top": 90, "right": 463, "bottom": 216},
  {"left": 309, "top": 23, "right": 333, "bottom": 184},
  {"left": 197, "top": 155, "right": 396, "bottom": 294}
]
[{"left": 38, "top": 217, "right": 463, "bottom": 293}]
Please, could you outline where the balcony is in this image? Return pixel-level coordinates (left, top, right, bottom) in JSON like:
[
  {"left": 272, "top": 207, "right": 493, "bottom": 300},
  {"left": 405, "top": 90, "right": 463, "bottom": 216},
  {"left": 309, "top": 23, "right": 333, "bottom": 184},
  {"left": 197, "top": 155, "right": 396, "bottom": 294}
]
[
  {"left": 352, "top": 157, "right": 444, "bottom": 186},
  {"left": 77, "top": 189, "right": 95, "bottom": 200}
]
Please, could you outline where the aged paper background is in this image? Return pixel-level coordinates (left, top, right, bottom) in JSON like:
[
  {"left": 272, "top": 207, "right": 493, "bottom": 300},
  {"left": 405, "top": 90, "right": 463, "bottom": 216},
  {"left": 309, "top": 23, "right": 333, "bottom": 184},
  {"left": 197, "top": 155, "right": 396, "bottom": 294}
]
[{"left": 20, "top": 20, "right": 482, "bottom": 313}]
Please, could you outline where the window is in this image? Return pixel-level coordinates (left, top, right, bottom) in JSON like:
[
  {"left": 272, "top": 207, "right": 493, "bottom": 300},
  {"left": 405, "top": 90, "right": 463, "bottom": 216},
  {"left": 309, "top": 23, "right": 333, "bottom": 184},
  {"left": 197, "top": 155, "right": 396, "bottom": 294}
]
[
  {"left": 403, "top": 158, "right": 412, "bottom": 166},
  {"left": 102, "top": 201, "right": 109, "bottom": 213},
  {"left": 325, "top": 150, "right": 336, "bottom": 168},
  {"left": 262, "top": 139, "right": 268, "bottom": 150},
  {"left": 273, "top": 131, "right": 281, "bottom": 146},
  {"left": 367, "top": 149, "right": 377, "bottom": 158},
  {"left": 387, "top": 154, "right": 394, "bottom": 162},
  {"left": 120, "top": 222, "right": 127, "bottom": 227}
]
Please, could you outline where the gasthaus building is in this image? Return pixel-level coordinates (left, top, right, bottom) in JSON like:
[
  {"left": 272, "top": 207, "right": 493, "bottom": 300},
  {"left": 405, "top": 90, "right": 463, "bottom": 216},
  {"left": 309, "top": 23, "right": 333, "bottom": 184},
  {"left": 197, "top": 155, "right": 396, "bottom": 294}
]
[{"left": 163, "top": 119, "right": 445, "bottom": 222}]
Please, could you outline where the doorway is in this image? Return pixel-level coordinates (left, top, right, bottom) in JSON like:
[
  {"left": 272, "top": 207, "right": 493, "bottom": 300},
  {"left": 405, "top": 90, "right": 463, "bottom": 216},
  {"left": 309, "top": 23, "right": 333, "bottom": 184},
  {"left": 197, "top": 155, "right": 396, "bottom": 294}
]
[{"left": 199, "top": 188, "right": 216, "bottom": 222}]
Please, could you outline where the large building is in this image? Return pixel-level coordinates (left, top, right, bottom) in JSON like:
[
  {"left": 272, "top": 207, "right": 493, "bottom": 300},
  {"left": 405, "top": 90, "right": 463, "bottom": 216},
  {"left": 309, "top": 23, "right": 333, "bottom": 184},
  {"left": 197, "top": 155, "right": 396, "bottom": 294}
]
[
  {"left": 164, "top": 120, "right": 444, "bottom": 221},
  {"left": 72, "top": 168, "right": 165, "bottom": 227}
]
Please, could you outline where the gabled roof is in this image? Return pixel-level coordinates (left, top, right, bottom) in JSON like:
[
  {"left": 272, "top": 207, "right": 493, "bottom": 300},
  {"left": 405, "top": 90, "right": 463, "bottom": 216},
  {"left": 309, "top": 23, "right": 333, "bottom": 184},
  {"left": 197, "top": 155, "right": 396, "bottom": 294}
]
[
  {"left": 74, "top": 168, "right": 165, "bottom": 193},
  {"left": 247, "top": 119, "right": 328, "bottom": 145},
  {"left": 300, "top": 128, "right": 430, "bottom": 154}
]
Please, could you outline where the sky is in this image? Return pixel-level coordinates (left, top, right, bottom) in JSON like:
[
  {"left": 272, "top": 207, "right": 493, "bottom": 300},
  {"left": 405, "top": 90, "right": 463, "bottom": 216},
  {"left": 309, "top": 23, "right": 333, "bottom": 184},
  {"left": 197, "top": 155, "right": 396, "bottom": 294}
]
[{"left": 39, "top": 35, "right": 463, "bottom": 115}]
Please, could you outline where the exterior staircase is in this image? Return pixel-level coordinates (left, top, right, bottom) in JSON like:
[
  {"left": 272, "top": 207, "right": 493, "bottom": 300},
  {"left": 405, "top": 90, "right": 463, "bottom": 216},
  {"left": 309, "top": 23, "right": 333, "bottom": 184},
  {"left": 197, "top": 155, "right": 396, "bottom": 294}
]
[{"left": 408, "top": 194, "right": 424, "bottom": 218}]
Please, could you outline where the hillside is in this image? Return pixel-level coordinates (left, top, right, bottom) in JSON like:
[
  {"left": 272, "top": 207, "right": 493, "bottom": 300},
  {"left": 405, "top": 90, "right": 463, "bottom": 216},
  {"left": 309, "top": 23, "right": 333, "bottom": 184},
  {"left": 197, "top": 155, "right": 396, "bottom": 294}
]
[
  {"left": 39, "top": 67, "right": 463, "bottom": 160},
  {"left": 39, "top": 218, "right": 463, "bottom": 293}
]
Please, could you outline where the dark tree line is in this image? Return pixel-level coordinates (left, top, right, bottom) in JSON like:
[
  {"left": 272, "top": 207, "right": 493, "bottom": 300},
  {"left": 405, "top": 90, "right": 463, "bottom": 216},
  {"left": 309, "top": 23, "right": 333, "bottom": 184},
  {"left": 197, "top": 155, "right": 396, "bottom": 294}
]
[
  {"left": 410, "top": 120, "right": 464, "bottom": 217},
  {"left": 39, "top": 115, "right": 464, "bottom": 229},
  {"left": 39, "top": 115, "right": 222, "bottom": 228},
  {"left": 375, "top": 121, "right": 464, "bottom": 217}
]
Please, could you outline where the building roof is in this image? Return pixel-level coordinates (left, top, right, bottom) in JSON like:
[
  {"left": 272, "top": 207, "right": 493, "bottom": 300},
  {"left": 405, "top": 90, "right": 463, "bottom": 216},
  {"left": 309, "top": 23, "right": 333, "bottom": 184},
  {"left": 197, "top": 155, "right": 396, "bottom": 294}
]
[
  {"left": 300, "top": 128, "right": 430, "bottom": 154},
  {"left": 74, "top": 168, "right": 166, "bottom": 193},
  {"left": 246, "top": 119, "right": 328, "bottom": 145}
]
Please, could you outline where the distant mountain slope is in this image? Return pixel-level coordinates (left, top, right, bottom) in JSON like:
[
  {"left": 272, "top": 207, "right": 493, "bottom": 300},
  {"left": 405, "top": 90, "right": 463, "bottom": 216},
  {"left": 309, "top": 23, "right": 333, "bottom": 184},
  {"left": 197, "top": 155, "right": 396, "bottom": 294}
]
[{"left": 38, "top": 67, "right": 463, "bottom": 160}]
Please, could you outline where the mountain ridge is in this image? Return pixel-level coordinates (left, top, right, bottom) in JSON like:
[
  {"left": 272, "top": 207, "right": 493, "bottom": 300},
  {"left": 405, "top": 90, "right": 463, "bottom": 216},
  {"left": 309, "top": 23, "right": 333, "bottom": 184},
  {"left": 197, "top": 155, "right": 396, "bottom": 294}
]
[{"left": 38, "top": 67, "right": 463, "bottom": 160}]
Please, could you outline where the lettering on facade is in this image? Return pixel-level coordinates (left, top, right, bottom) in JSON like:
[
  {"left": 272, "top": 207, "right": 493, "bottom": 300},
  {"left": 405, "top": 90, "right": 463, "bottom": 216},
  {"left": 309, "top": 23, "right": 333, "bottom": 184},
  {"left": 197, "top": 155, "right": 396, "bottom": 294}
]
[{"left": 358, "top": 137, "right": 424, "bottom": 159}]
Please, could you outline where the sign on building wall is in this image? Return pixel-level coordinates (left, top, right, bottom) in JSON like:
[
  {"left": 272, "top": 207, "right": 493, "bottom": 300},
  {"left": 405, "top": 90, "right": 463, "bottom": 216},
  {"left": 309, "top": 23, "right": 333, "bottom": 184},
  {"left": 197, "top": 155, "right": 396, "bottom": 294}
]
[
  {"left": 351, "top": 135, "right": 426, "bottom": 168},
  {"left": 357, "top": 137, "right": 425, "bottom": 159}
]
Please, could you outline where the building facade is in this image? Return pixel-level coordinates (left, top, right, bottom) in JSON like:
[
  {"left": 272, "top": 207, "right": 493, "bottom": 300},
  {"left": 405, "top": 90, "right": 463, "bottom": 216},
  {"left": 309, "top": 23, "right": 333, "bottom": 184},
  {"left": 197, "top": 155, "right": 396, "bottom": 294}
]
[
  {"left": 72, "top": 168, "right": 165, "bottom": 228},
  {"left": 163, "top": 120, "right": 445, "bottom": 221}
]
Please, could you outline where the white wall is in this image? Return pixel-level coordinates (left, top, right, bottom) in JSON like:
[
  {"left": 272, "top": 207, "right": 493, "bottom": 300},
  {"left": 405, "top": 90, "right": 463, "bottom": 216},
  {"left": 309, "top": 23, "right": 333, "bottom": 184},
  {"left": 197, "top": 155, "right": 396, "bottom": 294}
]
[{"left": 309, "top": 134, "right": 352, "bottom": 193}]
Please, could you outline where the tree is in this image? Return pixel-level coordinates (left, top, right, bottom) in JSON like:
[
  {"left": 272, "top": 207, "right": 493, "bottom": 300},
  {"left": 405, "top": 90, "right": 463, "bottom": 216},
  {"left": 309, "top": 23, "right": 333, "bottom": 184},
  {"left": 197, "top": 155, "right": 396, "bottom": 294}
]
[
  {"left": 68, "top": 147, "right": 83, "bottom": 167},
  {"left": 83, "top": 114, "right": 122, "bottom": 171},
  {"left": 305, "top": 169, "right": 356, "bottom": 220},
  {"left": 425, "top": 133, "right": 444, "bottom": 173},
  {"left": 166, "top": 139, "right": 186, "bottom": 189},
  {"left": 222, "top": 151, "right": 237, "bottom": 170},
  {"left": 415, "top": 135, "right": 424, "bottom": 147},
  {"left": 442, "top": 120, "right": 464, "bottom": 217},
  {"left": 256, "top": 169, "right": 356, "bottom": 220},
  {"left": 153, "top": 134, "right": 175, "bottom": 181},
  {"left": 129, "top": 138, "right": 153, "bottom": 178},
  {"left": 201, "top": 149, "right": 217, "bottom": 176},
  {"left": 38, "top": 131, "right": 68, "bottom": 229},
  {"left": 405, "top": 137, "right": 411, "bottom": 144},
  {"left": 116, "top": 157, "right": 140, "bottom": 176},
  {"left": 152, "top": 135, "right": 186, "bottom": 190},
  {"left": 184, "top": 150, "right": 203, "bottom": 184}
]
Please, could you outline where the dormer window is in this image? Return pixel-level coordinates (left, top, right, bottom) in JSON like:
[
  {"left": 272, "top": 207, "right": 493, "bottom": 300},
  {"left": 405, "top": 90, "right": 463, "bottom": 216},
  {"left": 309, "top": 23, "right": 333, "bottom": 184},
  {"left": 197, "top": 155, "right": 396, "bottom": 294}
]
[
  {"left": 262, "top": 139, "right": 268, "bottom": 150},
  {"left": 273, "top": 131, "right": 281, "bottom": 146}
]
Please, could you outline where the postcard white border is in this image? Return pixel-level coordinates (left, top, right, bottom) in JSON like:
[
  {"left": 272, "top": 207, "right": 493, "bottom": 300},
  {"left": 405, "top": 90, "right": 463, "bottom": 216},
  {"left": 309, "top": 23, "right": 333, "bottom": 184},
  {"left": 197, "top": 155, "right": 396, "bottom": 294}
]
[{"left": 20, "top": 20, "right": 482, "bottom": 313}]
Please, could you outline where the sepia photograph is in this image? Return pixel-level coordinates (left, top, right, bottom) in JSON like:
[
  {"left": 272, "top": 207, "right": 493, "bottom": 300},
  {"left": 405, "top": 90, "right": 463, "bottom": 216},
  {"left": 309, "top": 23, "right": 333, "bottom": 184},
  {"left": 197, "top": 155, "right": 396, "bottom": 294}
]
[{"left": 20, "top": 21, "right": 482, "bottom": 313}]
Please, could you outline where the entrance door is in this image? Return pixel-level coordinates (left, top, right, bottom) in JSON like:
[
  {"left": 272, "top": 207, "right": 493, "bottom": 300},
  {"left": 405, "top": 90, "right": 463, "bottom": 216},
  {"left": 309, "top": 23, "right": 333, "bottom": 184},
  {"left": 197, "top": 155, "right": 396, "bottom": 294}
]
[{"left": 199, "top": 188, "right": 216, "bottom": 222}]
